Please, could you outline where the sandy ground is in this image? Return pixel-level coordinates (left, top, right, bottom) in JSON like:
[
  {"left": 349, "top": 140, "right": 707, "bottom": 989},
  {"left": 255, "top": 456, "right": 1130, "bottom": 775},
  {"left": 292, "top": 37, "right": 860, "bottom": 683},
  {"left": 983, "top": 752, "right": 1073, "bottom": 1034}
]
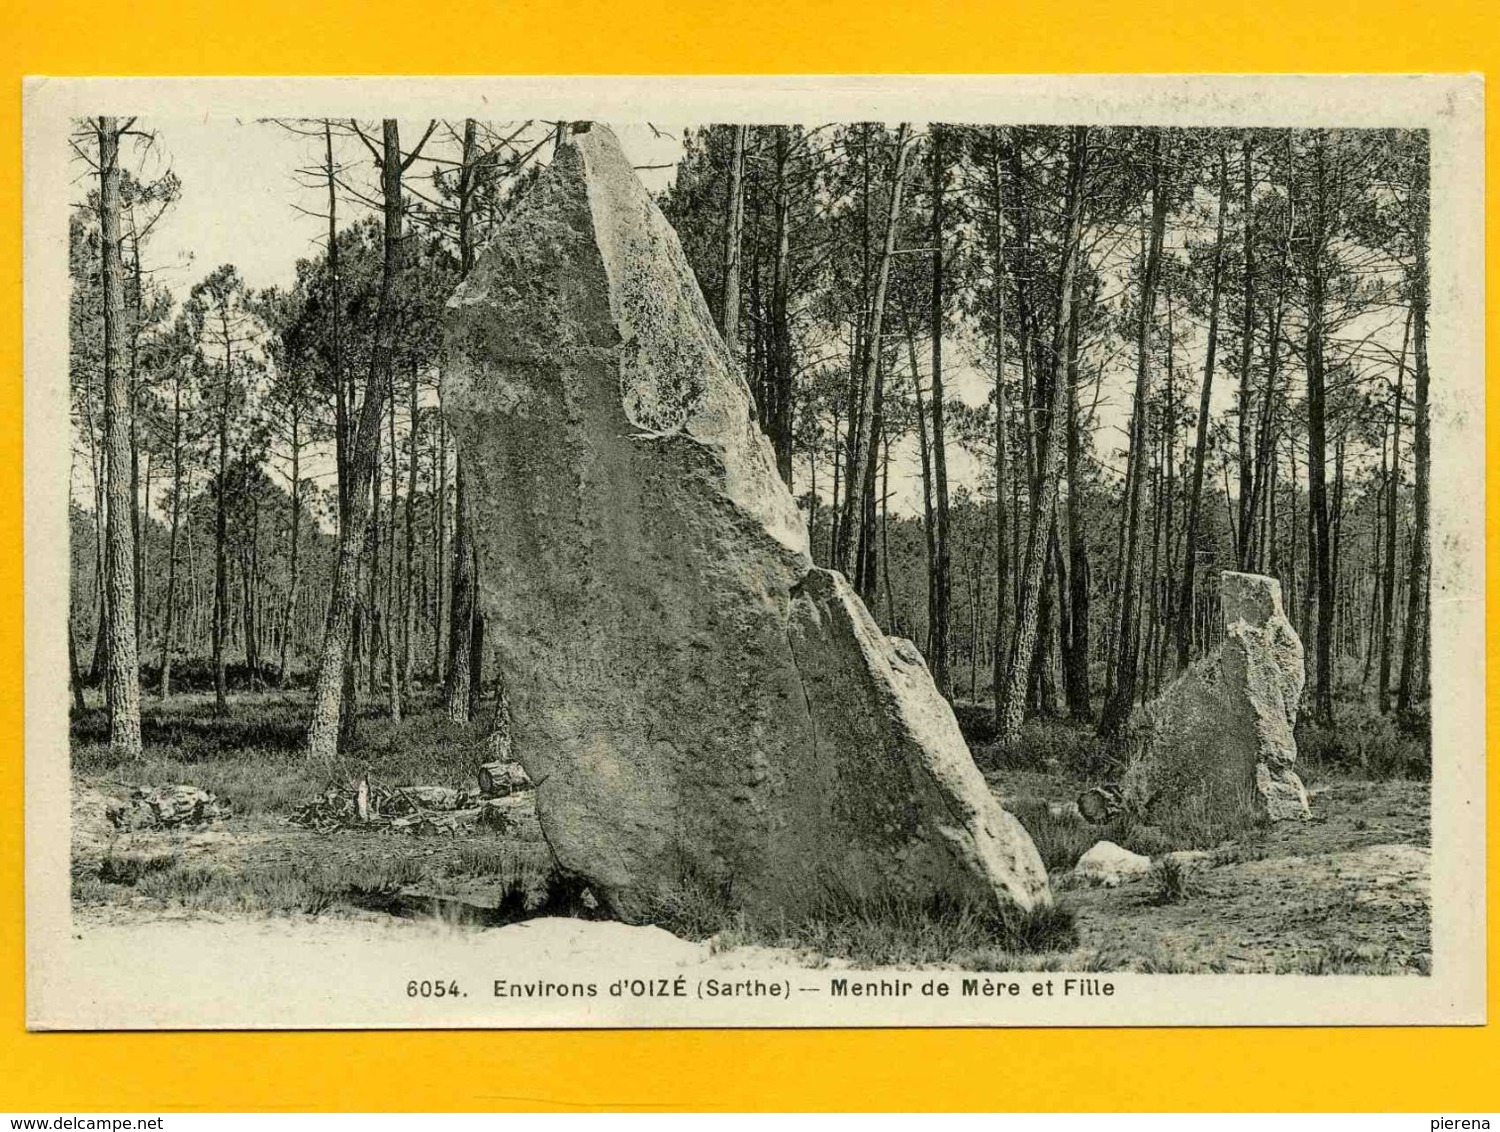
[
  {"left": 1051, "top": 775, "right": 1431, "bottom": 972},
  {"left": 67, "top": 772, "right": 1431, "bottom": 975},
  {"left": 67, "top": 905, "right": 810, "bottom": 968}
]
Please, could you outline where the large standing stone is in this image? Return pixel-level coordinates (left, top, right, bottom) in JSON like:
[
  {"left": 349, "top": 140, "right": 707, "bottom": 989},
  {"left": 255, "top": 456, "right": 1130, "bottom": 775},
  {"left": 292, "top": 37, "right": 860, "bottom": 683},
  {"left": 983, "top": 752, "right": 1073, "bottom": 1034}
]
[
  {"left": 1118, "top": 571, "right": 1311, "bottom": 826},
  {"left": 442, "top": 124, "right": 1051, "bottom": 923}
]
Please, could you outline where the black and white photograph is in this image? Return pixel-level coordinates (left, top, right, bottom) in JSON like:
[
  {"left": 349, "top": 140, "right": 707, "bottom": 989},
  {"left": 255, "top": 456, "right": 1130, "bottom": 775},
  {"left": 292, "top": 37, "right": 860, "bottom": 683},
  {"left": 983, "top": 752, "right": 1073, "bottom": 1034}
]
[{"left": 23, "top": 75, "right": 1485, "bottom": 1029}]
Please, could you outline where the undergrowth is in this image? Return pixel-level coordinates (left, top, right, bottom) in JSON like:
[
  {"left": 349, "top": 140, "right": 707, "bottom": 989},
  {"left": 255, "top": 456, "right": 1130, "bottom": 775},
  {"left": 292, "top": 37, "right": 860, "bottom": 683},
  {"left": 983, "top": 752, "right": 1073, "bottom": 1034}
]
[
  {"left": 72, "top": 690, "right": 491, "bottom": 817},
  {"left": 1296, "top": 695, "right": 1430, "bottom": 781},
  {"left": 78, "top": 831, "right": 555, "bottom": 920}
]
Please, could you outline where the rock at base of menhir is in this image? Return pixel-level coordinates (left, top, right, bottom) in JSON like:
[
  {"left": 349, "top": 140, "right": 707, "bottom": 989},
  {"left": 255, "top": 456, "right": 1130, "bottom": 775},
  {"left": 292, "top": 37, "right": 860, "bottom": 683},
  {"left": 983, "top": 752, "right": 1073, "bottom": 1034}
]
[
  {"left": 478, "top": 760, "right": 532, "bottom": 798},
  {"left": 442, "top": 123, "right": 1051, "bottom": 925},
  {"left": 1118, "top": 571, "right": 1311, "bottom": 828},
  {"left": 1073, "top": 841, "right": 1154, "bottom": 888}
]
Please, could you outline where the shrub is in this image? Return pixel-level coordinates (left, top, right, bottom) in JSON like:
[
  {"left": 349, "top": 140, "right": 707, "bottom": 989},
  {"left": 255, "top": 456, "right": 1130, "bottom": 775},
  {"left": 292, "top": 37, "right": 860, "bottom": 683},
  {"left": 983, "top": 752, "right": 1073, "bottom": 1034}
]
[
  {"left": 1296, "top": 696, "right": 1430, "bottom": 781},
  {"left": 972, "top": 716, "right": 1126, "bottom": 779},
  {"left": 136, "top": 658, "right": 295, "bottom": 694},
  {"left": 1147, "top": 857, "right": 1192, "bottom": 905},
  {"left": 951, "top": 701, "right": 999, "bottom": 747}
]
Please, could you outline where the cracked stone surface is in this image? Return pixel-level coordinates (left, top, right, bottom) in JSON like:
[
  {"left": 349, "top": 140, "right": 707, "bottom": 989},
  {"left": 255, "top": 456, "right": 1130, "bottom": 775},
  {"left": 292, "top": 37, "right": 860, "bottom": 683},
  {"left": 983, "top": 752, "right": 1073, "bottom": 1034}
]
[
  {"left": 442, "top": 124, "right": 1051, "bottom": 922},
  {"left": 1120, "top": 571, "right": 1312, "bottom": 827}
]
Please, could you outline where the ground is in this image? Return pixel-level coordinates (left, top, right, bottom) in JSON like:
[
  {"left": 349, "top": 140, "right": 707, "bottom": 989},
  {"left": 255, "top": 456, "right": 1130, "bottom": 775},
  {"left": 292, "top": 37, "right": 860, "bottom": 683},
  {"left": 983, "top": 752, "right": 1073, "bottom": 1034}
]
[{"left": 67, "top": 687, "right": 1432, "bottom": 975}]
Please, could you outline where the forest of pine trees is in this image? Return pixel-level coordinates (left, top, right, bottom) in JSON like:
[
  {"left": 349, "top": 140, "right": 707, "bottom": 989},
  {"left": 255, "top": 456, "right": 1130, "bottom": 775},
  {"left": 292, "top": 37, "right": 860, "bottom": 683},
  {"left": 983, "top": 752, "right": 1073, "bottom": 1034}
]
[{"left": 69, "top": 119, "right": 1433, "bottom": 761}]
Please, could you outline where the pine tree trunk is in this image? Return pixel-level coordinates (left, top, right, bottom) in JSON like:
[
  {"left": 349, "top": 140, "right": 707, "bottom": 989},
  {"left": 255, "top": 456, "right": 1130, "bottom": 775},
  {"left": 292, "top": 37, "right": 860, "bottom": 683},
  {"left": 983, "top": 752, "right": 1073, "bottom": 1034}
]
[
  {"left": 469, "top": 610, "right": 485, "bottom": 719},
  {"left": 968, "top": 559, "right": 980, "bottom": 699},
  {"left": 900, "top": 319, "right": 936, "bottom": 656},
  {"left": 1362, "top": 445, "right": 1385, "bottom": 688},
  {"left": 1159, "top": 278, "right": 1176, "bottom": 688},
  {"left": 719, "top": 124, "right": 747, "bottom": 346},
  {"left": 1099, "top": 133, "right": 1168, "bottom": 738},
  {"left": 129, "top": 236, "right": 144, "bottom": 653},
  {"left": 279, "top": 412, "right": 301, "bottom": 686},
  {"left": 837, "top": 124, "right": 911, "bottom": 583},
  {"left": 1305, "top": 134, "right": 1335, "bottom": 727},
  {"left": 212, "top": 315, "right": 231, "bottom": 716},
  {"left": 432, "top": 409, "right": 448, "bottom": 685},
  {"left": 402, "top": 359, "right": 418, "bottom": 700},
  {"left": 248, "top": 491, "right": 264, "bottom": 685},
  {"left": 69, "top": 615, "right": 88, "bottom": 715},
  {"left": 322, "top": 118, "right": 355, "bottom": 743},
  {"left": 1046, "top": 526, "right": 1069, "bottom": 716},
  {"left": 1397, "top": 155, "right": 1430, "bottom": 721},
  {"left": 307, "top": 120, "right": 410, "bottom": 762},
  {"left": 86, "top": 386, "right": 108, "bottom": 688},
  {"left": 99, "top": 119, "right": 142, "bottom": 758},
  {"left": 1063, "top": 289, "right": 1091, "bottom": 720},
  {"left": 836, "top": 128, "right": 871, "bottom": 576},
  {"left": 159, "top": 372, "right": 183, "bottom": 699},
  {"left": 929, "top": 125, "right": 952, "bottom": 698},
  {"left": 239, "top": 540, "right": 256, "bottom": 685},
  {"left": 445, "top": 120, "right": 482, "bottom": 723},
  {"left": 386, "top": 368, "right": 401, "bottom": 721},
  {"left": 1178, "top": 143, "right": 1228, "bottom": 669},
  {"left": 1236, "top": 134, "right": 1257, "bottom": 566},
  {"left": 1144, "top": 439, "right": 1163, "bottom": 700},
  {"left": 1331, "top": 435, "right": 1347, "bottom": 663},
  {"left": 997, "top": 127, "right": 1088, "bottom": 748},
  {"left": 989, "top": 132, "right": 1012, "bottom": 721},
  {"left": 766, "top": 127, "right": 795, "bottom": 485},
  {"left": 903, "top": 313, "right": 937, "bottom": 657},
  {"left": 184, "top": 507, "right": 199, "bottom": 652},
  {"left": 1379, "top": 313, "right": 1410, "bottom": 712},
  {"left": 857, "top": 348, "right": 883, "bottom": 603},
  {"left": 880, "top": 434, "right": 895, "bottom": 627},
  {"left": 829, "top": 404, "right": 843, "bottom": 565},
  {"left": 367, "top": 440, "right": 382, "bottom": 695},
  {"left": 1245, "top": 133, "right": 1295, "bottom": 574},
  {"left": 446, "top": 457, "right": 476, "bottom": 721}
]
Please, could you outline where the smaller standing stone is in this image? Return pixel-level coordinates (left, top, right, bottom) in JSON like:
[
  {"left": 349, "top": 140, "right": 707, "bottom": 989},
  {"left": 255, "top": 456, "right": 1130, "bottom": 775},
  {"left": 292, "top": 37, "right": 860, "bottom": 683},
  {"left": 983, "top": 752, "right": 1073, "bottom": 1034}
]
[{"left": 1117, "top": 571, "right": 1311, "bottom": 829}]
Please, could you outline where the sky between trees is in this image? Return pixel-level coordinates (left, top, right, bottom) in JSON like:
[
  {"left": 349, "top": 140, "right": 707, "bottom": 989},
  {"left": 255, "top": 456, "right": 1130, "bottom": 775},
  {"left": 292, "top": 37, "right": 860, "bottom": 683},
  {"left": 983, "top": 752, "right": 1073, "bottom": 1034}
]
[{"left": 72, "top": 118, "right": 1093, "bottom": 518}]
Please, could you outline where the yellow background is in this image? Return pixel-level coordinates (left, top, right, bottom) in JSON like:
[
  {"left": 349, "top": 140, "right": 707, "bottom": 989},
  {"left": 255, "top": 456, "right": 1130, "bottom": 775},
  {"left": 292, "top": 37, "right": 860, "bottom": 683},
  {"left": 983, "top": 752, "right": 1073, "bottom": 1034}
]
[{"left": 2, "top": 0, "right": 1495, "bottom": 1111}]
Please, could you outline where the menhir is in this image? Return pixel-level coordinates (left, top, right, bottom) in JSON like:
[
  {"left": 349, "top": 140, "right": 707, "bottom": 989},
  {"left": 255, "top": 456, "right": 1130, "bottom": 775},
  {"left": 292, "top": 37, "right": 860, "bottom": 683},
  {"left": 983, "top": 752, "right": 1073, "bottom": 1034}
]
[
  {"left": 1093, "top": 571, "right": 1311, "bottom": 829},
  {"left": 441, "top": 123, "right": 1052, "bottom": 923}
]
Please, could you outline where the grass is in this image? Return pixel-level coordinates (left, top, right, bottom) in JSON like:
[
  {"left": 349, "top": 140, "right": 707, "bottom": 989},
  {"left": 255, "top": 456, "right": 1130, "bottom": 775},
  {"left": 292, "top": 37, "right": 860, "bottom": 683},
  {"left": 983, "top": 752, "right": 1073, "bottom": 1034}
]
[
  {"left": 1150, "top": 785, "right": 1271, "bottom": 852},
  {"left": 1270, "top": 945, "right": 1430, "bottom": 976},
  {"left": 71, "top": 681, "right": 1431, "bottom": 975},
  {"left": 643, "top": 858, "right": 1079, "bottom": 969},
  {"left": 1005, "top": 799, "right": 1181, "bottom": 872},
  {"left": 72, "top": 688, "right": 492, "bottom": 818},
  {"left": 79, "top": 848, "right": 435, "bottom": 916},
  {"left": 77, "top": 831, "right": 557, "bottom": 922}
]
